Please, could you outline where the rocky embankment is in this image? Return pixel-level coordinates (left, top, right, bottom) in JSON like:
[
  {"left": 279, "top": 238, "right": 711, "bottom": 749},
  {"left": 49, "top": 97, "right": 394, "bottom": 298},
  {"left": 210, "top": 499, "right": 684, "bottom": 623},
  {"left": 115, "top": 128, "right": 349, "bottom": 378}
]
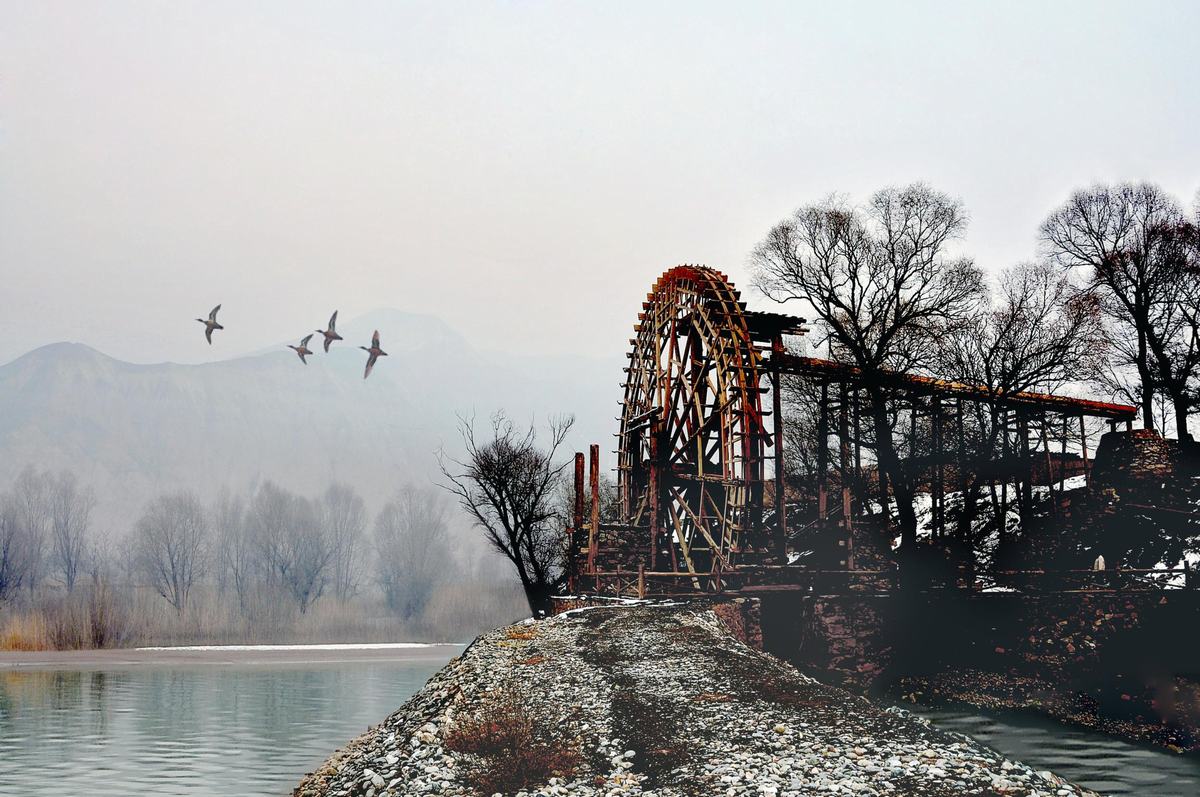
[{"left": 295, "top": 605, "right": 1098, "bottom": 797}]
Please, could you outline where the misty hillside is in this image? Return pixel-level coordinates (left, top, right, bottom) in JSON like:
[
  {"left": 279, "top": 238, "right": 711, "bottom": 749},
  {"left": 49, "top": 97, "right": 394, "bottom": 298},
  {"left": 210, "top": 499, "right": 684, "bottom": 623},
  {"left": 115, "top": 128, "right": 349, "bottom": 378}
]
[{"left": 0, "top": 309, "right": 621, "bottom": 533}]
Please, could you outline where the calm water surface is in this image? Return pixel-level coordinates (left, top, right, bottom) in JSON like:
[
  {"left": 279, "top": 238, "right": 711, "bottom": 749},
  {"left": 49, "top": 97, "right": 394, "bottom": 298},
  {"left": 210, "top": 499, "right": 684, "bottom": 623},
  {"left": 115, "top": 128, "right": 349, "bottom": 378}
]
[
  {"left": 4, "top": 653, "right": 1198, "bottom": 796},
  {"left": 916, "top": 705, "right": 1200, "bottom": 796},
  {"left": 0, "top": 650, "right": 459, "bottom": 796}
]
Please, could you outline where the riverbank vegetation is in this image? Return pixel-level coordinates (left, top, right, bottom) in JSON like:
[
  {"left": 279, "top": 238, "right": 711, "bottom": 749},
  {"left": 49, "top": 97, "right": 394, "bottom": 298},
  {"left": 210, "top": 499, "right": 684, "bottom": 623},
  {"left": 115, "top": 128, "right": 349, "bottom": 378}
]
[{"left": 0, "top": 468, "right": 527, "bottom": 651}]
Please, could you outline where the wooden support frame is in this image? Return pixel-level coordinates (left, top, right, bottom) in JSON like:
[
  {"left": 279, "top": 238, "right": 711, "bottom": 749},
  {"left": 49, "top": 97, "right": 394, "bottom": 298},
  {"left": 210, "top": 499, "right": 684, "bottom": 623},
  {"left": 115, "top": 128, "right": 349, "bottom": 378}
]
[{"left": 593, "top": 265, "right": 1138, "bottom": 592}]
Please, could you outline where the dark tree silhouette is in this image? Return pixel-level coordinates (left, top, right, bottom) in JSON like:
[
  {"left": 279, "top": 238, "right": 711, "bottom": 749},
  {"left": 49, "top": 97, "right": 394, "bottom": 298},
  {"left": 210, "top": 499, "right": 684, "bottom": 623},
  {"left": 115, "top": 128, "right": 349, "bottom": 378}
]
[
  {"left": 439, "top": 413, "right": 574, "bottom": 617},
  {"left": 753, "top": 184, "right": 985, "bottom": 549},
  {"left": 1040, "top": 182, "right": 1198, "bottom": 439}
]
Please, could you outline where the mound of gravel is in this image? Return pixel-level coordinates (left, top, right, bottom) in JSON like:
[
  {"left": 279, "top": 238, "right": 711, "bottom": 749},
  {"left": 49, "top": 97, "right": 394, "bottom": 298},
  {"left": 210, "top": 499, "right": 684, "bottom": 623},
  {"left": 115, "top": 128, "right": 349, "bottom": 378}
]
[{"left": 295, "top": 604, "right": 1098, "bottom": 797}]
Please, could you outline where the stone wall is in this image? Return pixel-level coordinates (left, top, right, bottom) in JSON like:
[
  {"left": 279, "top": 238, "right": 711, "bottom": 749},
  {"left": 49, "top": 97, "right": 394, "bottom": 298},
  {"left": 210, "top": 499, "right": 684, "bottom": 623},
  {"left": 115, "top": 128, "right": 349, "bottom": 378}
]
[
  {"left": 1091, "top": 429, "right": 1177, "bottom": 490},
  {"left": 758, "top": 587, "right": 1199, "bottom": 695},
  {"left": 710, "top": 597, "right": 763, "bottom": 649},
  {"left": 760, "top": 593, "right": 894, "bottom": 691}
]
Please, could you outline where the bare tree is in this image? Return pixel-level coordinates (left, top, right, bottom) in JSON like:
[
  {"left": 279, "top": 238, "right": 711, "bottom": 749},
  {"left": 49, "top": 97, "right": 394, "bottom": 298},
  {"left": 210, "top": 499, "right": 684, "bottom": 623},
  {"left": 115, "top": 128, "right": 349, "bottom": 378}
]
[
  {"left": 1151, "top": 217, "right": 1200, "bottom": 440},
  {"left": 132, "top": 491, "right": 208, "bottom": 615},
  {"left": 439, "top": 412, "right": 573, "bottom": 616},
  {"left": 321, "top": 483, "right": 367, "bottom": 601},
  {"left": 1040, "top": 182, "right": 1197, "bottom": 438},
  {"left": 0, "top": 494, "right": 34, "bottom": 602},
  {"left": 373, "top": 485, "right": 451, "bottom": 621},
  {"left": 211, "top": 489, "right": 252, "bottom": 611},
  {"left": 11, "top": 466, "right": 50, "bottom": 597},
  {"left": 282, "top": 497, "right": 332, "bottom": 614},
  {"left": 753, "top": 184, "right": 985, "bottom": 549},
  {"left": 245, "top": 482, "right": 333, "bottom": 614},
  {"left": 48, "top": 470, "right": 96, "bottom": 592}
]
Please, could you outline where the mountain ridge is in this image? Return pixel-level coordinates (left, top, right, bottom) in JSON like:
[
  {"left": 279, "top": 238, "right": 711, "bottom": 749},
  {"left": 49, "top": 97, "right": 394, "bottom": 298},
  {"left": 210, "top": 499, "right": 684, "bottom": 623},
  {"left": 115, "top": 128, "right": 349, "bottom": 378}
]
[{"left": 0, "top": 309, "right": 620, "bottom": 535}]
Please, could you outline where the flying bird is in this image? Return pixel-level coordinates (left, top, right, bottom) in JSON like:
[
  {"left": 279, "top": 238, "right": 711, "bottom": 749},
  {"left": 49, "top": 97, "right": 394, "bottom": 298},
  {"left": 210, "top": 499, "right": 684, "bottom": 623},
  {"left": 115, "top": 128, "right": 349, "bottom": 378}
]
[
  {"left": 316, "top": 310, "right": 343, "bottom": 353},
  {"left": 360, "top": 330, "right": 388, "bottom": 379},
  {"left": 288, "top": 334, "right": 314, "bottom": 364},
  {"left": 196, "top": 305, "right": 224, "bottom": 344}
]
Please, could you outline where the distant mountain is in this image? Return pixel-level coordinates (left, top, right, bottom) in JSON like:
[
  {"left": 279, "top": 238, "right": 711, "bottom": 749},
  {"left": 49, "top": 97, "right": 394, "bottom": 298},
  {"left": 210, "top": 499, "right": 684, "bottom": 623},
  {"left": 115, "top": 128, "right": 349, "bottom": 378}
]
[{"left": 0, "top": 311, "right": 622, "bottom": 532}]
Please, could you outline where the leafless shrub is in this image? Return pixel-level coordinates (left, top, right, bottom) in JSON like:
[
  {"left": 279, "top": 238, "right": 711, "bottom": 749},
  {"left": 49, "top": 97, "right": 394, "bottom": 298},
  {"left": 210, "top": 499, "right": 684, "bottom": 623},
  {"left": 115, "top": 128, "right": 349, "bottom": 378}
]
[{"left": 445, "top": 689, "right": 582, "bottom": 795}]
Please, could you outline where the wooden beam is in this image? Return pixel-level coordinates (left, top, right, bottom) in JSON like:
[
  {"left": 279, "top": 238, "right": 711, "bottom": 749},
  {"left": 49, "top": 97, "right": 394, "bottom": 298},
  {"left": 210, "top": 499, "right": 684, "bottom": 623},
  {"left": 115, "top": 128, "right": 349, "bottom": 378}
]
[
  {"left": 771, "top": 335, "right": 787, "bottom": 558},
  {"left": 1080, "top": 415, "right": 1090, "bottom": 490},
  {"left": 588, "top": 444, "right": 600, "bottom": 573}
]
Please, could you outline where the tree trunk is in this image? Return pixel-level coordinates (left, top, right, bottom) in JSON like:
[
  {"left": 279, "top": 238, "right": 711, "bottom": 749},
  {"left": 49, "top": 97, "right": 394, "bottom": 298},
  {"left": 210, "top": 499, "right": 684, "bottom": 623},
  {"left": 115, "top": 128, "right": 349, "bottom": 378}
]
[
  {"left": 868, "top": 393, "right": 918, "bottom": 549},
  {"left": 523, "top": 580, "right": 555, "bottom": 618},
  {"left": 1138, "top": 330, "right": 1156, "bottom": 430},
  {"left": 1174, "top": 395, "right": 1192, "bottom": 441}
]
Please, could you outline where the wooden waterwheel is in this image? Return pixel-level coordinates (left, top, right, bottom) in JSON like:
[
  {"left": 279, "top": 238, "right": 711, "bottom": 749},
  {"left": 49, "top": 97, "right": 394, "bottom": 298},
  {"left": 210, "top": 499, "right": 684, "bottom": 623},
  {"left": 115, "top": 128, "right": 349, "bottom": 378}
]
[{"left": 618, "top": 266, "right": 773, "bottom": 578}]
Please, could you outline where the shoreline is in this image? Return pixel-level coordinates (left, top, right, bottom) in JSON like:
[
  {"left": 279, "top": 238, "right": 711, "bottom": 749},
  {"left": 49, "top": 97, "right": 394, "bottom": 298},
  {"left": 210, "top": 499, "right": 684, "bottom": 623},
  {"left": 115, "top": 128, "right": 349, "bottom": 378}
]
[
  {"left": 296, "top": 605, "right": 1099, "bottom": 796},
  {"left": 891, "top": 670, "right": 1200, "bottom": 753},
  {"left": 0, "top": 642, "right": 464, "bottom": 670}
]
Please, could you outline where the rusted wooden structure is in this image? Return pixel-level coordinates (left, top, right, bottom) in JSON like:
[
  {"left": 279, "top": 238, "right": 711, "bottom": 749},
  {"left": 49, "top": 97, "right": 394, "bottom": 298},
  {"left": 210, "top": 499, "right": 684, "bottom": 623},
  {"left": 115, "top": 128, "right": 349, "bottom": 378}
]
[{"left": 570, "top": 266, "right": 1144, "bottom": 598}]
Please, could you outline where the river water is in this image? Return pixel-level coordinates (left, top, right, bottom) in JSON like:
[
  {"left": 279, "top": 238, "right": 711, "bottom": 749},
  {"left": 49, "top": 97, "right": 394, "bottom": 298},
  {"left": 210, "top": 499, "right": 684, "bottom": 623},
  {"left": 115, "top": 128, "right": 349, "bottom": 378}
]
[
  {"left": 916, "top": 705, "right": 1200, "bottom": 796},
  {"left": 2, "top": 650, "right": 1198, "bottom": 796},
  {"left": 0, "top": 648, "right": 459, "bottom": 796}
]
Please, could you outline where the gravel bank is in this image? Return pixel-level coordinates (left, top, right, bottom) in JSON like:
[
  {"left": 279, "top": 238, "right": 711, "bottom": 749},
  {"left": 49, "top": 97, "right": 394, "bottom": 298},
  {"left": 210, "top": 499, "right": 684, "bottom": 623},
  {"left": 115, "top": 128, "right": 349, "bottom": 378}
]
[{"left": 295, "top": 604, "right": 1098, "bottom": 797}]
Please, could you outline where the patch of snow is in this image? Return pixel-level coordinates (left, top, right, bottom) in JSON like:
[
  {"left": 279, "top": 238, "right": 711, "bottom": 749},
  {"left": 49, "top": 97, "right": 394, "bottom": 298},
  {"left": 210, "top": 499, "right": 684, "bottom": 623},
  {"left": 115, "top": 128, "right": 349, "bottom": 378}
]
[{"left": 135, "top": 642, "right": 450, "bottom": 652}]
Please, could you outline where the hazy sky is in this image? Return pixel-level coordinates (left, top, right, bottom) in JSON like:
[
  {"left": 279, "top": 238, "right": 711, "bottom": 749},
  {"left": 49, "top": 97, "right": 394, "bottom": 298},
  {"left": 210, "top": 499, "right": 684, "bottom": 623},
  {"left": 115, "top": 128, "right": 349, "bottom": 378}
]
[{"left": 2, "top": 1, "right": 1198, "bottom": 365}]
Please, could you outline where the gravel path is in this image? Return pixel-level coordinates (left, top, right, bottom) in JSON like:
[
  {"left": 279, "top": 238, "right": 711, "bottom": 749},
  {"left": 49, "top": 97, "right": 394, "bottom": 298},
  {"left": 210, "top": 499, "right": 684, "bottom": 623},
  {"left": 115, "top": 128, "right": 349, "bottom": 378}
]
[{"left": 294, "top": 604, "right": 1098, "bottom": 797}]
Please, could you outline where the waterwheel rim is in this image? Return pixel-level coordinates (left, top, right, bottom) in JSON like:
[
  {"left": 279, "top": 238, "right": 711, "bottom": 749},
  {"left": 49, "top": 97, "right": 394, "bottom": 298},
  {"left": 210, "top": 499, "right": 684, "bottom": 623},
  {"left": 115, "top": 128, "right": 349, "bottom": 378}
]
[{"left": 618, "top": 266, "right": 767, "bottom": 577}]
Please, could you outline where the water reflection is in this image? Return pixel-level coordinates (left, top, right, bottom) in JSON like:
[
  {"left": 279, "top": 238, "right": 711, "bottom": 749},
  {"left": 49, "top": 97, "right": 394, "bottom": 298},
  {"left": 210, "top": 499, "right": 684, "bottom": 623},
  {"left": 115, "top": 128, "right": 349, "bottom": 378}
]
[
  {"left": 0, "top": 657, "right": 453, "bottom": 796},
  {"left": 916, "top": 705, "right": 1200, "bottom": 797},
  {"left": 6, "top": 661, "right": 1196, "bottom": 796}
]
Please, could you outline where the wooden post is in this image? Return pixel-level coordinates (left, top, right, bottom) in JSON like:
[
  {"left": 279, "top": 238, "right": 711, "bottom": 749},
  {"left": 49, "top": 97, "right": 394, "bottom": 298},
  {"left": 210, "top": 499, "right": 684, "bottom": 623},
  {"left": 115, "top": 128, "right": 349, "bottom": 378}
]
[
  {"left": 1079, "top": 416, "right": 1090, "bottom": 489},
  {"left": 648, "top": 421, "right": 664, "bottom": 570},
  {"left": 1019, "top": 412, "right": 1033, "bottom": 523},
  {"left": 817, "top": 383, "right": 829, "bottom": 521},
  {"left": 572, "top": 452, "right": 585, "bottom": 588},
  {"left": 1060, "top": 414, "right": 1068, "bottom": 493},
  {"left": 1040, "top": 413, "right": 1056, "bottom": 517},
  {"left": 909, "top": 392, "right": 919, "bottom": 460},
  {"left": 852, "top": 388, "right": 862, "bottom": 491},
  {"left": 588, "top": 444, "right": 600, "bottom": 573},
  {"left": 1000, "top": 409, "right": 1009, "bottom": 542},
  {"left": 956, "top": 398, "right": 967, "bottom": 537},
  {"left": 839, "top": 382, "right": 853, "bottom": 569},
  {"left": 573, "top": 453, "right": 585, "bottom": 537},
  {"left": 637, "top": 564, "right": 646, "bottom": 599},
  {"left": 771, "top": 337, "right": 787, "bottom": 558},
  {"left": 933, "top": 398, "right": 944, "bottom": 541}
]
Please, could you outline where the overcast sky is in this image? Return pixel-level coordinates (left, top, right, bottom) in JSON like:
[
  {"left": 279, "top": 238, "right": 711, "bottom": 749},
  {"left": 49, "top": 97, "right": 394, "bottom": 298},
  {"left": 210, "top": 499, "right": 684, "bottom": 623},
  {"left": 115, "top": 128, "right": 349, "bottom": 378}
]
[{"left": 2, "top": 1, "right": 1197, "bottom": 365}]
